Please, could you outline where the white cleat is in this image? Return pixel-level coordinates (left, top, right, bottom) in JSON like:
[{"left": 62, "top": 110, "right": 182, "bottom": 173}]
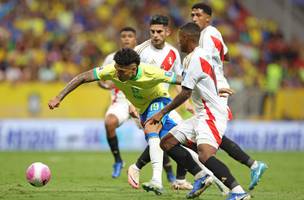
[
  {"left": 127, "top": 164, "right": 140, "bottom": 189},
  {"left": 172, "top": 179, "right": 193, "bottom": 190}
]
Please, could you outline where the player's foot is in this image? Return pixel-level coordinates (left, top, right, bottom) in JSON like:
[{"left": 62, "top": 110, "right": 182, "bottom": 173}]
[
  {"left": 186, "top": 175, "right": 213, "bottom": 199},
  {"left": 166, "top": 171, "right": 176, "bottom": 183},
  {"left": 249, "top": 161, "right": 268, "bottom": 190},
  {"left": 172, "top": 179, "right": 193, "bottom": 190},
  {"left": 226, "top": 192, "right": 251, "bottom": 200},
  {"left": 127, "top": 164, "right": 140, "bottom": 189},
  {"left": 112, "top": 161, "right": 124, "bottom": 178},
  {"left": 142, "top": 181, "right": 164, "bottom": 195}
]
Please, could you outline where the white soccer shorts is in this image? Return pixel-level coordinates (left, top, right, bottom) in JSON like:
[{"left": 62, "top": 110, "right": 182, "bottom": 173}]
[
  {"left": 105, "top": 99, "right": 130, "bottom": 126},
  {"left": 170, "top": 115, "right": 227, "bottom": 149}
]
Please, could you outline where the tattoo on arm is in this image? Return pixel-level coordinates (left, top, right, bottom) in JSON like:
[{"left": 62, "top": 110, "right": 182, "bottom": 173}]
[
  {"left": 161, "top": 86, "right": 192, "bottom": 114},
  {"left": 57, "top": 70, "right": 97, "bottom": 101}
]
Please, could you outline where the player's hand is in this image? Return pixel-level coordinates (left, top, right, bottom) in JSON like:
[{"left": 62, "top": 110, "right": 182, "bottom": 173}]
[
  {"left": 145, "top": 111, "right": 164, "bottom": 126},
  {"left": 219, "top": 88, "right": 235, "bottom": 97},
  {"left": 129, "top": 104, "right": 139, "bottom": 119},
  {"left": 185, "top": 101, "right": 195, "bottom": 115},
  {"left": 48, "top": 97, "right": 61, "bottom": 110}
]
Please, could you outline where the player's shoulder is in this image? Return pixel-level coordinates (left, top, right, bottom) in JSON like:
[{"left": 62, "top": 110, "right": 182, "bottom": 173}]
[
  {"left": 192, "top": 47, "right": 212, "bottom": 63},
  {"left": 203, "top": 25, "right": 222, "bottom": 37},
  {"left": 134, "top": 40, "right": 151, "bottom": 54},
  {"left": 140, "top": 63, "right": 161, "bottom": 75},
  {"left": 164, "top": 42, "right": 180, "bottom": 55}
]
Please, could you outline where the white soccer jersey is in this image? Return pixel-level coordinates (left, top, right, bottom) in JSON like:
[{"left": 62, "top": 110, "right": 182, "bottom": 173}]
[
  {"left": 199, "top": 25, "right": 229, "bottom": 89},
  {"left": 101, "top": 52, "right": 127, "bottom": 104},
  {"left": 182, "top": 47, "right": 228, "bottom": 121},
  {"left": 135, "top": 39, "right": 183, "bottom": 89}
]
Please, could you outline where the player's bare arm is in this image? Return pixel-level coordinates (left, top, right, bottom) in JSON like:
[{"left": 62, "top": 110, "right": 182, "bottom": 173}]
[
  {"left": 48, "top": 70, "right": 97, "bottom": 109},
  {"left": 218, "top": 88, "right": 235, "bottom": 97},
  {"left": 175, "top": 75, "right": 183, "bottom": 85},
  {"left": 98, "top": 80, "right": 116, "bottom": 90},
  {"left": 146, "top": 86, "right": 192, "bottom": 125},
  {"left": 174, "top": 84, "right": 195, "bottom": 114}
]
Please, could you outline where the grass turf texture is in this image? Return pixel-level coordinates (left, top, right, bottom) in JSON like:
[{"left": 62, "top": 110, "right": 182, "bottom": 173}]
[{"left": 0, "top": 151, "right": 303, "bottom": 200}]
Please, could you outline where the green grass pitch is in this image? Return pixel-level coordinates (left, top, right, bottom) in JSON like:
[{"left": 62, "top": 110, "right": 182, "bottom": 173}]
[{"left": 0, "top": 151, "right": 303, "bottom": 200}]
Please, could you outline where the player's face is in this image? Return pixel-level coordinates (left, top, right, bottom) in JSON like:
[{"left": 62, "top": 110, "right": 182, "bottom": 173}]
[
  {"left": 191, "top": 8, "right": 210, "bottom": 29},
  {"left": 178, "top": 31, "right": 188, "bottom": 53},
  {"left": 150, "top": 24, "right": 169, "bottom": 49},
  {"left": 115, "top": 63, "right": 138, "bottom": 82},
  {"left": 120, "top": 31, "right": 137, "bottom": 49}
]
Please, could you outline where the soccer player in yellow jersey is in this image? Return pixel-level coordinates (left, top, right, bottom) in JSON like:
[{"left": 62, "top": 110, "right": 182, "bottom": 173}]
[{"left": 49, "top": 48, "right": 218, "bottom": 196}]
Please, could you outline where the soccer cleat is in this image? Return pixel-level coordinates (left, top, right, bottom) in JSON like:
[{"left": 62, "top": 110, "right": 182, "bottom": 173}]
[
  {"left": 142, "top": 181, "right": 164, "bottom": 195},
  {"left": 186, "top": 175, "right": 213, "bottom": 199},
  {"left": 127, "top": 164, "right": 140, "bottom": 189},
  {"left": 172, "top": 179, "right": 193, "bottom": 190},
  {"left": 249, "top": 161, "right": 268, "bottom": 190},
  {"left": 226, "top": 192, "right": 251, "bottom": 200},
  {"left": 112, "top": 161, "right": 124, "bottom": 178},
  {"left": 166, "top": 171, "right": 176, "bottom": 183}
]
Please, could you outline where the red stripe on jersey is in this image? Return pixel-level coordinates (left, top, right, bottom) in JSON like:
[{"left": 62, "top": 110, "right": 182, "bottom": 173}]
[
  {"left": 161, "top": 49, "right": 176, "bottom": 71},
  {"left": 227, "top": 107, "right": 233, "bottom": 120},
  {"left": 112, "top": 87, "right": 120, "bottom": 104},
  {"left": 202, "top": 99, "right": 215, "bottom": 121},
  {"left": 202, "top": 99, "right": 222, "bottom": 145},
  {"left": 199, "top": 57, "right": 217, "bottom": 89},
  {"left": 211, "top": 36, "right": 224, "bottom": 61}
]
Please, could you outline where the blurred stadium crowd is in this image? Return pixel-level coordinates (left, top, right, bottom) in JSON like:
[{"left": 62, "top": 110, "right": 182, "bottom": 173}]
[{"left": 0, "top": 0, "right": 303, "bottom": 93}]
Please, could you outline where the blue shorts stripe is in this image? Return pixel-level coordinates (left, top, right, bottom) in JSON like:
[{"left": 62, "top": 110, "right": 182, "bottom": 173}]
[{"left": 145, "top": 132, "right": 159, "bottom": 141}]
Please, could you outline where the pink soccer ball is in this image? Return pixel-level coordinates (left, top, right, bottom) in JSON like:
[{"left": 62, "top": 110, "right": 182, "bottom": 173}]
[{"left": 26, "top": 162, "right": 51, "bottom": 187}]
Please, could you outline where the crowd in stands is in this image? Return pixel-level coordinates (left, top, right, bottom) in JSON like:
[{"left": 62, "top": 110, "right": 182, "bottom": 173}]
[{"left": 0, "top": 0, "right": 303, "bottom": 92}]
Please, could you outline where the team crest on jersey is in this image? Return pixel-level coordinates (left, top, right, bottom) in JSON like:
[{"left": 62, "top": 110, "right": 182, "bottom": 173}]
[
  {"left": 168, "top": 57, "right": 173, "bottom": 65},
  {"left": 165, "top": 72, "right": 173, "bottom": 77}
]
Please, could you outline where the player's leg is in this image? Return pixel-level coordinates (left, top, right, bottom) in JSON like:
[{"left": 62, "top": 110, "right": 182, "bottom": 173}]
[
  {"left": 160, "top": 133, "right": 212, "bottom": 199},
  {"left": 196, "top": 120, "right": 250, "bottom": 200},
  {"left": 220, "top": 136, "right": 268, "bottom": 190},
  {"left": 142, "top": 121, "right": 164, "bottom": 195},
  {"left": 128, "top": 146, "right": 176, "bottom": 189},
  {"left": 105, "top": 102, "right": 129, "bottom": 178}
]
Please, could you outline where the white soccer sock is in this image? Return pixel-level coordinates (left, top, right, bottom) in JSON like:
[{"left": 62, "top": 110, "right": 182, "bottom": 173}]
[
  {"left": 250, "top": 161, "right": 258, "bottom": 169},
  {"left": 231, "top": 185, "right": 246, "bottom": 193},
  {"left": 148, "top": 137, "right": 163, "bottom": 186}
]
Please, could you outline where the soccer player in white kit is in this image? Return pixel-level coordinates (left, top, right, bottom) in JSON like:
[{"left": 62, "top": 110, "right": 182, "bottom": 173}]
[
  {"left": 191, "top": 3, "right": 267, "bottom": 191},
  {"left": 99, "top": 27, "right": 138, "bottom": 178},
  {"left": 148, "top": 22, "right": 251, "bottom": 200},
  {"left": 127, "top": 15, "right": 193, "bottom": 190}
]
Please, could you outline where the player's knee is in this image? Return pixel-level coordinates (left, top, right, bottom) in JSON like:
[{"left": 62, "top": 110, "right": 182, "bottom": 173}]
[
  {"left": 105, "top": 114, "right": 119, "bottom": 132},
  {"left": 160, "top": 133, "right": 177, "bottom": 151}
]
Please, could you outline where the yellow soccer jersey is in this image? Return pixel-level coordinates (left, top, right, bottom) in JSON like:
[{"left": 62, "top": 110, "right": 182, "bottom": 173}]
[{"left": 93, "top": 63, "right": 177, "bottom": 114}]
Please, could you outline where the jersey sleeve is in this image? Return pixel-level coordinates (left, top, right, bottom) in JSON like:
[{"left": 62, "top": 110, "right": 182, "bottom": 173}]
[
  {"left": 102, "top": 53, "right": 115, "bottom": 66},
  {"left": 150, "top": 67, "right": 177, "bottom": 84},
  {"left": 172, "top": 50, "right": 183, "bottom": 76},
  {"left": 93, "top": 65, "right": 114, "bottom": 80},
  {"left": 181, "top": 58, "right": 203, "bottom": 90}
]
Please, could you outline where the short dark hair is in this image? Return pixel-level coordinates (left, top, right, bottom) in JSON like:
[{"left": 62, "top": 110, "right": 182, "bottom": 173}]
[
  {"left": 119, "top": 26, "right": 136, "bottom": 34},
  {"left": 114, "top": 48, "right": 140, "bottom": 66},
  {"left": 180, "top": 22, "right": 201, "bottom": 42},
  {"left": 150, "top": 14, "right": 169, "bottom": 26},
  {"left": 192, "top": 3, "right": 212, "bottom": 16}
]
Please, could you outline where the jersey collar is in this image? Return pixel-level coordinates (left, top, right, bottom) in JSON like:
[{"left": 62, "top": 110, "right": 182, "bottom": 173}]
[{"left": 131, "top": 65, "right": 142, "bottom": 80}]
